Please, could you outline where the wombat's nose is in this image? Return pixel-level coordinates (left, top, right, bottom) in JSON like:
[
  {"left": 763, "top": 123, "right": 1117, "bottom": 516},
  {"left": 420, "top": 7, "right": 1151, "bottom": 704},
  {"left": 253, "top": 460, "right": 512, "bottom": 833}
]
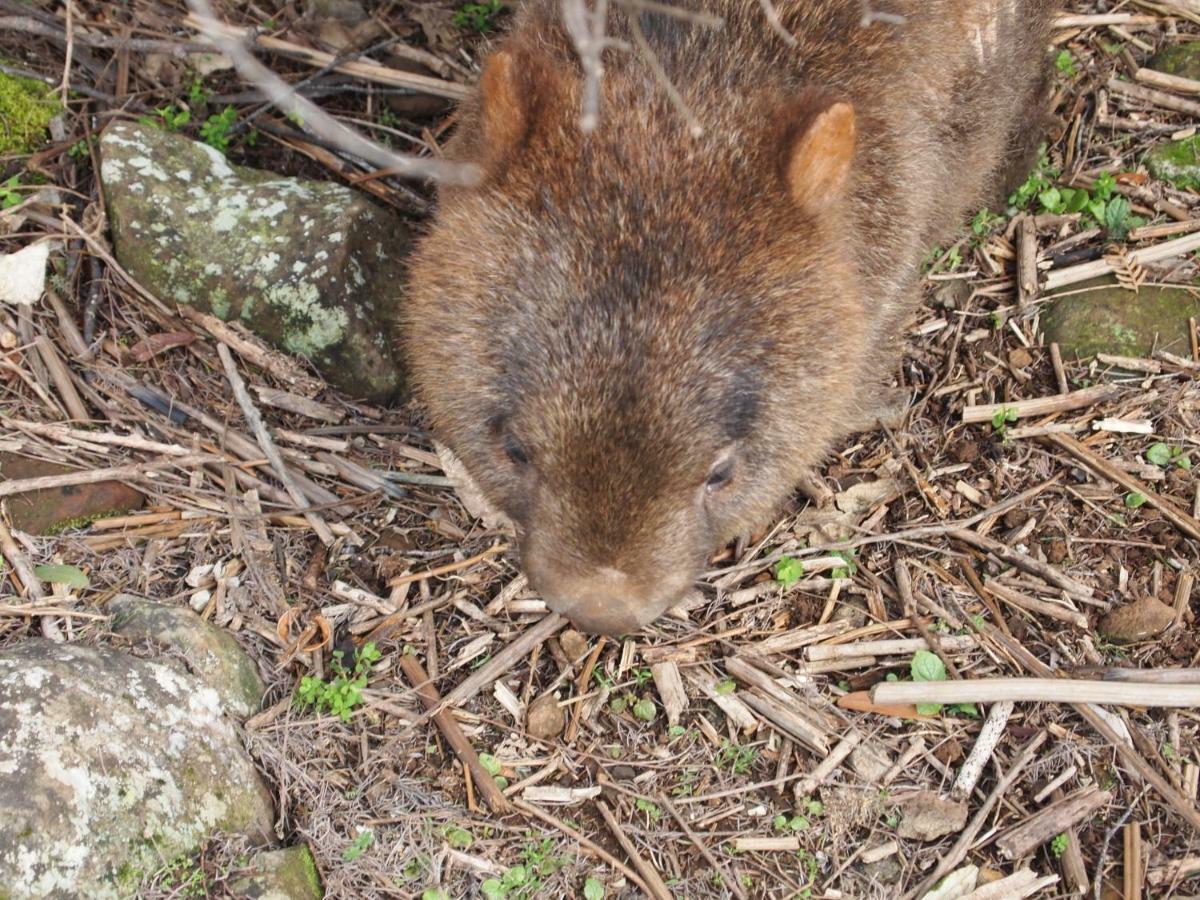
[{"left": 534, "top": 566, "right": 662, "bottom": 636}]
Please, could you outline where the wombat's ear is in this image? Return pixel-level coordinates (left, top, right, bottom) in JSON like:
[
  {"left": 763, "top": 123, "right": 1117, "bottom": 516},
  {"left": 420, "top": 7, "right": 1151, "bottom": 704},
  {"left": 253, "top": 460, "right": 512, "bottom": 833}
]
[
  {"left": 477, "top": 46, "right": 569, "bottom": 172},
  {"left": 784, "top": 101, "right": 856, "bottom": 211},
  {"left": 479, "top": 50, "right": 527, "bottom": 162}
]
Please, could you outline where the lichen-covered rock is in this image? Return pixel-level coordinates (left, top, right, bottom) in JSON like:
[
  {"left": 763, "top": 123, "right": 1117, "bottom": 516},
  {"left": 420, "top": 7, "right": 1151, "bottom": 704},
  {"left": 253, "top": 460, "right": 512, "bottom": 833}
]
[
  {"left": 99, "top": 121, "right": 410, "bottom": 403},
  {"left": 109, "top": 594, "right": 266, "bottom": 718},
  {"left": 0, "top": 640, "right": 274, "bottom": 899},
  {"left": 229, "top": 845, "right": 324, "bottom": 900},
  {"left": 1042, "top": 277, "right": 1200, "bottom": 359},
  {"left": 1145, "top": 133, "right": 1200, "bottom": 191}
]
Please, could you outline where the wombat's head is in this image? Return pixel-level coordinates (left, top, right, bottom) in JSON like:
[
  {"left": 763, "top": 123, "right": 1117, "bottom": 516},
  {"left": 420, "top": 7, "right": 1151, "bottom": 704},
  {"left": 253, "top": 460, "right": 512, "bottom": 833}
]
[{"left": 404, "top": 39, "right": 867, "bottom": 635}]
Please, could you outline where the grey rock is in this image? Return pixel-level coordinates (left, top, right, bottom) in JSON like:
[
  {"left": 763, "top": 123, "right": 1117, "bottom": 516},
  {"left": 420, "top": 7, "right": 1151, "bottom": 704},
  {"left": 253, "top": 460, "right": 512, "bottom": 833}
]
[
  {"left": 109, "top": 594, "right": 266, "bottom": 719},
  {"left": 896, "top": 790, "right": 969, "bottom": 841},
  {"left": 99, "top": 121, "right": 410, "bottom": 404},
  {"left": 1043, "top": 277, "right": 1200, "bottom": 359},
  {"left": 0, "top": 640, "right": 274, "bottom": 899},
  {"left": 229, "top": 845, "right": 324, "bottom": 900},
  {"left": 1099, "top": 596, "right": 1176, "bottom": 644}
]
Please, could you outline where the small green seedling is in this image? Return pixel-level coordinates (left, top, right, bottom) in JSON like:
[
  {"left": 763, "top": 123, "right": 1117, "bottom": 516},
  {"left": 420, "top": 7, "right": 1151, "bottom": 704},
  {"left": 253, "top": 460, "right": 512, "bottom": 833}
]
[
  {"left": 632, "top": 697, "right": 657, "bottom": 722},
  {"left": 1125, "top": 491, "right": 1148, "bottom": 509},
  {"left": 1050, "top": 833, "right": 1069, "bottom": 858},
  {"left": 583, "top": 876, "right": 606, "bottom": 900},
  {"left": 342, "top": 828, "right": 373, "bottom": 862},
  {"left": 200, "top": 105, "right": 238, "bottom": 152},
  {"left": 295, "top": 642, "right": 381, "bottom": 722},
  {"left": 0, "top": 175, "right": 23, "bottom": 209},
  {"left": 991, "top": 405, "right": 1019, "bottom": 437},
  {"left": 716, "top": 739, "right": 758, "bottom": 775},
  {"left": 636, "top": 798, "right": 662, "bottom": 822},
  {"left": 774, "top": 556, "right": 805, "bottom": 587},
  {"left": 453, "top": 0, "right": 503, "bottom": 32},
  {"left": 830, "top": 549, "right": 858, "bottom": 580},
  {"left": 1055, "top": 49, "right": 1076, "bottom": 76},
  {"left": 1146, "top": 442, "right": 1192, "bottom": 470},
  {"left": 715, "top": 678, "right": 737, "bottom": 696},
  {"left": 911, "top": 650, "right": 978, "bottom": 717}
]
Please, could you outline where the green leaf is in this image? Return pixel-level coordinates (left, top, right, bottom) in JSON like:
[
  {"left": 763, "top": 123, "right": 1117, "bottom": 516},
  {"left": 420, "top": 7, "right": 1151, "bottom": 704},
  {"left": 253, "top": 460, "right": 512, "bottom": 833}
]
[
  {"left": 773, "top": 556, "right": 805, "bottom": 587},
  {"left": 632, "top": 698, "right": 657, "bottom": 722},
  {"left": 1037, "top": 186, "right": 1062, "bottom": 212},
  {"left": 583, "top": 876, "right": 605, "bottom": 900},
  {"left": 954, "top": 702, "right": 980, "bottom": 718},
  {"left": 1146, "top": 442, "right": 1173, "bottom": 467},
  {"left": 481, "top": 878, "right": 506, "bottom": 900},
  {"left": 1104, "top": 195, "right": 1133, "bottom": 238},
  {"left": 1063, "top": 188, "right": 1090, "bottom": 214},
  {"left": 911, "top": 650, "right": 946, "bottom": 683},
  {"left": 421, "top": 891, "right": 449, "bottom": 900},
  {"left": 33, "top": 564, "right": 89, "bottom": 589},
  {"left": 1125, "top": 492, "right": 1148, "bottom": 508},
  {"left": 1055, "top": 49, "right": 1075, "bottom": 75},
  {"left": 342, "top": 829, "right": 373, "bottom": 862},
  {"left": 478, "top": 753, "right": 502, "bottom": 776},
  {"left": 916, "top": 702, "right": 943, "bottom": 716},
  {"left": 715, "top": 678, "right": 736, "bottom": 696},
  {"left": 773, "top": 814, "right": 788, "bottom": 831},
  {"left": 444, "top": 827, "right": 473, "bottom": 849},
  {"left": 1176, "top": 455, "right": 1192, "bottom": 471}
]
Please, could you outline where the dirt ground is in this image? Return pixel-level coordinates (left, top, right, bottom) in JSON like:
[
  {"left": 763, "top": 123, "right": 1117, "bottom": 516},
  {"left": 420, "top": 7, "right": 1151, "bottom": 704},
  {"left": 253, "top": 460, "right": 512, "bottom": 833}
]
[{"left": 1, "top": 1, "right": 1199, "bottom": 898}]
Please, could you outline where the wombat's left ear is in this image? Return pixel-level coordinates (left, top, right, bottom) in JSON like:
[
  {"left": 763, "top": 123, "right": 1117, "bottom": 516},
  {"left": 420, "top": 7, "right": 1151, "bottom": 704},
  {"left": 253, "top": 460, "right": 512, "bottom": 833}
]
[
  {"left": 784, "top": 101, "right": 856, "bottom": 211},
  {"left": 477, "top": 45, "right": 570, "bottom": 173}
]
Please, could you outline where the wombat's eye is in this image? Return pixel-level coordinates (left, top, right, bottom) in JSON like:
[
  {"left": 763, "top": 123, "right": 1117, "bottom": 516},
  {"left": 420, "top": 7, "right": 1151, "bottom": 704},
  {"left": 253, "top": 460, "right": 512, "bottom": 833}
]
[
  {"left": 705, "top": 457, "right": 735, "bottom": 493},
  {"left": 503, "top": 435, "right": 530, "bottom": 466}
]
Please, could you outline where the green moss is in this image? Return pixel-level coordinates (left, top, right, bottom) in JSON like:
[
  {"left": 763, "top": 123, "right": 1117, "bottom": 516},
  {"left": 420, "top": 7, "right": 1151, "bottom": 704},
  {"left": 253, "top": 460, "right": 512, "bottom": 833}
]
[
  {"left": 1148, "top": 41, "right": 1200, "bottom": 79},
  {"left": 41, "top": 507, "right": 127, "bottom": 535},
  {"left": 1145, "top": 134, "right": 1200, "bottom": 190},
  {"left": 0, "top": 70, "right": 59, "bottom": 154},
  {"left": 299, "top": 845, "right": 322, "bottom": 896}
]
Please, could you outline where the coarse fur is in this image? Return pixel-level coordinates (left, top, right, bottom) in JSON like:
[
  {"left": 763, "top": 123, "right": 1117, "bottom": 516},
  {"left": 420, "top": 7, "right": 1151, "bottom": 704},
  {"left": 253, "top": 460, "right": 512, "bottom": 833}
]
[{"left": 402, "top": 0, "right": 1057, "bottom": 635}]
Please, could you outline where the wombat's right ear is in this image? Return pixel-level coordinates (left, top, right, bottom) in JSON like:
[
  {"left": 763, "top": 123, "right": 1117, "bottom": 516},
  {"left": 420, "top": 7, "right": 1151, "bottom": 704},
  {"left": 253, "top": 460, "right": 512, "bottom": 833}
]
[
  {"left": 477, "top": 46, "right": 568, "bottom": 172},
  {"left": 784, "top": 100, "right": 857, "bottom": 212}
]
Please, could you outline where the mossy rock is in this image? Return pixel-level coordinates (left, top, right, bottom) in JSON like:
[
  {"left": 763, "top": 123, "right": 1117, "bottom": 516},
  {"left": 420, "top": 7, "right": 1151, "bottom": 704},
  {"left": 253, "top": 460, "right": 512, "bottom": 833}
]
[
  {"left": 1147, "top": 40, "right": 1200, "bottom": 80},
  {"left": 1144, "top": 133, "right": 1200, "bottom": 191},
  {"left": 0, "top": 70, "right": 59, "bottom": 154},
  {"left": 1042, "top": 276, "right": 1200, "bottom": 360},
  {"left": 99, "top": 121, "right": 411, "bottom": 404},
  {"left": 230, "top": 845, "right": 324, "bottom": 900},
  {"left": 109, "top": 594, "right": 267, "bottom": 719},
  {"left": 0, "top": 640, "right": 274, "bottom": 899}
]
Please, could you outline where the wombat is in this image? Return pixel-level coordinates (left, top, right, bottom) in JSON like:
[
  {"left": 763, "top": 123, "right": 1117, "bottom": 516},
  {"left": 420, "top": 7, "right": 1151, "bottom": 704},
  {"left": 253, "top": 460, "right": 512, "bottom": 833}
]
[{"left": 403, "top": 0, "right": 1056, "bottom": 635}]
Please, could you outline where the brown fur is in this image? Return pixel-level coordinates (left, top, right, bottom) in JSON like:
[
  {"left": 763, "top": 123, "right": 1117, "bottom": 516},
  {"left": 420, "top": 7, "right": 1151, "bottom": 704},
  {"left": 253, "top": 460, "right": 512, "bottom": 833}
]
[{"left": 402, "top": 0, "right": 1057, "bottom": 635}]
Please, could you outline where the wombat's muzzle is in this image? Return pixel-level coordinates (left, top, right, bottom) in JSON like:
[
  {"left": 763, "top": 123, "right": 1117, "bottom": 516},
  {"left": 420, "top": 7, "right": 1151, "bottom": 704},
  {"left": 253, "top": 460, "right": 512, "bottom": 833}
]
[{"left": 528, "top": 563, "right": 684, "bottom": 636}]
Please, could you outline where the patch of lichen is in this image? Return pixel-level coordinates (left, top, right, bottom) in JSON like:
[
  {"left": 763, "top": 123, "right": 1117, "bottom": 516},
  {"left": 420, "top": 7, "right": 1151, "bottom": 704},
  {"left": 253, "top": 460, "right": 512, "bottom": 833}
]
[{"left": 0, "top": 70, "right": 59, "bottom": 154}]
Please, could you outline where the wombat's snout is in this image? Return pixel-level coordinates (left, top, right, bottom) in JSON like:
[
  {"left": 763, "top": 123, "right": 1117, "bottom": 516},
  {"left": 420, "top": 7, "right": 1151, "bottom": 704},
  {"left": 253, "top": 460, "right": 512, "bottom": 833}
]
[{"left": 525, "top": 559, "right": 687, "bottom": 636}]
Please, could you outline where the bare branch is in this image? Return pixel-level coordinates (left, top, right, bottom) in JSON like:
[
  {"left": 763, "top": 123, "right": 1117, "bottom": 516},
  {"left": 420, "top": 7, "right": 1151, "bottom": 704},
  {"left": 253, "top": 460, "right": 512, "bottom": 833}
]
[
  {"left": 860, "top": 1, "right": 907, "bottom": 27},
  {"left": 561, "top": 0, "right": 610, "bottom": 133},
  {"left": 758, "top": 0, "right": 797, "bottom": 46},
  {"left": 183, "top": 0, "right": 480, "bottom": 187}
]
